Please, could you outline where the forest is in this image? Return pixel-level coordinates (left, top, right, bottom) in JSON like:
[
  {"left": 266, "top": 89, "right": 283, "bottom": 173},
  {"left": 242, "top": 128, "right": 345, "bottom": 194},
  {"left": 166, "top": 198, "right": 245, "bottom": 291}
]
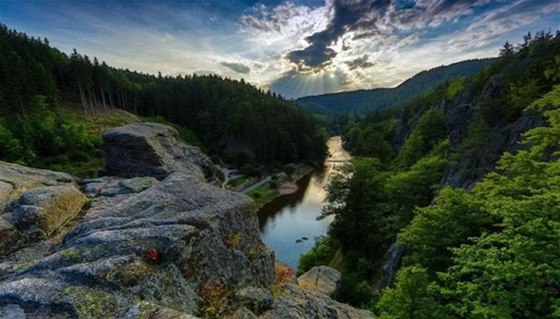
[
  {"left": 299, "top": 31, "right": 560, "bottom": 318},
  {"left": 295, "top": 58, "right": 494, "bottom": 115},
  {"left": 0, "top": 24, "right": 327, "bottom": 176}
]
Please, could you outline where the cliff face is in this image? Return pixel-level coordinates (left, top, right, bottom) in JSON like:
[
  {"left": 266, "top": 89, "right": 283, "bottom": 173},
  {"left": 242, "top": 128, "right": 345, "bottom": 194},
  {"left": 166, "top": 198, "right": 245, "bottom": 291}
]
[
  {"left": 395, "top": 81, "right": 546, "bottom": 189},
  {"left": 0, "top": 123, "right": 371, "bottom": 319}
]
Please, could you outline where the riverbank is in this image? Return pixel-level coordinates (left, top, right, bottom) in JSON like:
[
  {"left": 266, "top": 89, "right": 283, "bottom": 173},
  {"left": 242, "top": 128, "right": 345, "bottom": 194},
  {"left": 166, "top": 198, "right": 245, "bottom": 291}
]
[
  {"left": 247, "top": 165, "right": 315, "bottom": 210},
  {"left": 257, "top": 136, "right": 350, "bottom": 269}
]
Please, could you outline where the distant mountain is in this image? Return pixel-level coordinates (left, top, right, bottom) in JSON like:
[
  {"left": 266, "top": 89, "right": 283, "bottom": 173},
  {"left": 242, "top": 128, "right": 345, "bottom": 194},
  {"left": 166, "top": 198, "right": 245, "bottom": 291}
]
[{"left": 296, "top": 58, "right": 495, "bottom": 114}]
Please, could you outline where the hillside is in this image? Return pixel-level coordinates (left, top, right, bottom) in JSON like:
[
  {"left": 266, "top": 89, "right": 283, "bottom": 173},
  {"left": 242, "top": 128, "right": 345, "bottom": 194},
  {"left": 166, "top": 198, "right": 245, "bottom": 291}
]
[
  {"left": 0, "top": 24, "right": 327, "bottom": 176},
  {"left": 299, "top": 31, "right": 560, "bottom": 317},
  {"left": 296, "top": 58, "right": 494, "bottom": 114}
]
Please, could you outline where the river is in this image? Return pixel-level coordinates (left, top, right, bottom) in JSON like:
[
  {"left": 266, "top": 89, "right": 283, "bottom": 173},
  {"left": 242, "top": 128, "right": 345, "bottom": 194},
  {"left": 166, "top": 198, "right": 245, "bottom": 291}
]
[{"left": 257, "top": 136, "right": 351, "bottom": 269}]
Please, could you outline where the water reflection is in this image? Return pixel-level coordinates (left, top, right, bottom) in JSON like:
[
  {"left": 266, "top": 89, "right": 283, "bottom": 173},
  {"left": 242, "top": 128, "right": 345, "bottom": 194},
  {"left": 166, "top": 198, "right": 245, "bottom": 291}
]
[{"left": 257, "top": 137, "right": 350, "bottom": 269}]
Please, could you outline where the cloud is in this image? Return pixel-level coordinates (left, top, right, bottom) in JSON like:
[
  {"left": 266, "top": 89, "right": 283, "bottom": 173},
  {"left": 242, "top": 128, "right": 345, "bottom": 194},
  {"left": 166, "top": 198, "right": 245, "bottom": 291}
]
[
  {"left": 345, "top": 54, "right": 375, "bottom": 70},
  {"left": 285, "top": 0, "right": 387, "bottom": 71},
  {"left": 5, "top": 0, "right": 559, "bottom": 99},
  {"left": 220, "top": 61, "right": 251, "bottom": 74},
  {"left": 268, "top": 68, "right": 351, "bottom": 99},
  {"left": 282, "top": 0, "right": 500, "bottom": 71}
]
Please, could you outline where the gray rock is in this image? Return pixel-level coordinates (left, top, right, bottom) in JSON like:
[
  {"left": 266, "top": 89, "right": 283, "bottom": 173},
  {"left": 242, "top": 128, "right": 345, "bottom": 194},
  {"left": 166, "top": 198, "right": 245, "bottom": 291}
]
[
  {"left": 11, "top": 185, "right": 87, "bottom": 238},
  {"left": 374, "top": 243, "right": 406, "bottom": 291},
  {"left": 97, "top": 176, "right": 158, "bottom": 197},
  {"left": 0, "top": 161, "right": 78, "bottom": 202},
  {"left": 234, "top": 287, "right": 273, "bottom": 314},
  {"left": 297, "top": 266, "right": 341, "bottom": 297},
  {"left": 101, "top": 123, "right": 218, "bottom": 183},
  {"left": 228, "top": 307, "right": 258, "bottom": 319},
  {"left": 125, "top": 302, "right": 202, "bottom": 319},
  {"left": 1, "top": 172, "right": 275, "bottom": 318},
  {"left": 0, "top": 163, "right": 85, "bottom": 259},
  {"left": 0, "top": 304, "right": 26, "bottom": 319},
  {"left": 261, "top": 284, "right": 374, "bottom": 319},
  {"left": 0, "top": 181, "right": 14, "bottom": 205}
]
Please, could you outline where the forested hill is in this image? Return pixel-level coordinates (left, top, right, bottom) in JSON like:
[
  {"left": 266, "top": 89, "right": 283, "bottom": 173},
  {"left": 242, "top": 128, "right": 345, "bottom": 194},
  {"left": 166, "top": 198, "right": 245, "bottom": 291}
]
[
  {"left": 0, "top": 24, "right": 327, "bottom": 174},
  {"left": 299, "top": 31, "right": 560, "bottom": 317},
  {"left": 296, "top": 58, "right": 494, "bottom": 114}
]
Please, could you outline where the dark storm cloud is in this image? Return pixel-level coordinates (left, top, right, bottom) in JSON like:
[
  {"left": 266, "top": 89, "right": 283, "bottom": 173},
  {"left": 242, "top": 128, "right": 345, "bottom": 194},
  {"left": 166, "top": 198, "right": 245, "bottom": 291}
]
[
  {"left": 220, "top": 61, "right": 251, "bottom": 74},
  {"left": 345, "top": 54, "right": 375, "bottom": 70},
  {"left": 284, "top": 0, "right": 496, "bottom": 71},
  {"left": 286, "top": 0, "right": 390, "bottom": 71}
]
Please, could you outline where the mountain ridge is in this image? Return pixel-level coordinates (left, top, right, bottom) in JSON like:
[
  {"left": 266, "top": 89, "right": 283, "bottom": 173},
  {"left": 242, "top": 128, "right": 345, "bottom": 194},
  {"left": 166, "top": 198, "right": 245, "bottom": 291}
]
[{"left": 296, "top": 58, "right": 495, "bottom": 114}]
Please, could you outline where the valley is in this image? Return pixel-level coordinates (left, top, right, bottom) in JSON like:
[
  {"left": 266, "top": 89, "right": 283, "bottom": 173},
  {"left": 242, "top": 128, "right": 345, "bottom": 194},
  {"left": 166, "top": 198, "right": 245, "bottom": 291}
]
[{"left": 0, "top": 4, "right": 559, "bottom": 317}]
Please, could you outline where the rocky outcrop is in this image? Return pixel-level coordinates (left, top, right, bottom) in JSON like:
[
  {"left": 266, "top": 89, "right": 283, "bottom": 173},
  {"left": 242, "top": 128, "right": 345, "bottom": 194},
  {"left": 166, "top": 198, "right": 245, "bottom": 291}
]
[
  {"left": 0, "top": 172, "right": 275, "bottom": 318},
  {"left": 0, "top": 161, "right": 78, "bottom": 204},
  {"left": 102, "top": 123, "right": 218, "bottom": 184},
  {"left": 0, "top": 161, "right": 85, "bottom": 257},
  {"left": 297, "top": 266, "right": 341, "bottom": 297},
  {"left": 260, "top": 284, "right": 372, "bottom": 319},
  {"left": 373, "top": 243, "right": 406, "bottom": 292},
  {"left": 0, "top": 123, "right": 372, "bottom": 319},
  {"left": 394, "top": 80, "right": 546, "bottom": 189}
]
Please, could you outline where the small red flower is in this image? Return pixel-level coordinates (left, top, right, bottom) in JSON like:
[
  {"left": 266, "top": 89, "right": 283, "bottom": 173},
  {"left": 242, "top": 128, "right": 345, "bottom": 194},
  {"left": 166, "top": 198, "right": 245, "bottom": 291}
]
[{"left": 145, "top": 248, "right": 161, "bottom": 264}]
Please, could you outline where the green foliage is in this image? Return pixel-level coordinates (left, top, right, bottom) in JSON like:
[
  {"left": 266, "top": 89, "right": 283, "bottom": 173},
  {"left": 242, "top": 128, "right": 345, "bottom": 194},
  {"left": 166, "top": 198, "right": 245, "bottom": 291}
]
[
  {"left": 297, "top": 59, "right": 493, "bottom": 115},
  {"left": 385, "top": 141, "right": 449, "bottom": 228},
  {"left": 247, "top": 182, "right": 278, "bottom": 209},
  {"left": 377, "top": 266, "right": 441, "bottom": 319},
  {"left": 0, "top": 24, "right": 327, "bottom": 170},
  {"left": 323, "top": 158, "right": 392, "bottom": 263},
  {"left": 0, "top": 121, "right": 22, "bottom": 162},
  {"left": 506, "top": 79, "right": 540, "bottom": 120},
  {"left": 445, "top": 77, "right": 465, "bottom": 99},
  {"left": 398, "top": 187, "right": 493, "bottom": 274},
  {"left": 297, "top": 236, "right": 337, "bottom": 275},
  {"left": 317, "top": 32, "right": 560, "bottom": 315},
  {"left": 386, "top": 85, "right": 560, "bottom": 318},
  {"left": 343, "top": 117, "right": 397, "bottom": 164},
  {"left": 394, "top": 108, "right": 446, "bottom": 169},
  {"left": 335, "top": 271, "right": 375, "bottom": 308}
]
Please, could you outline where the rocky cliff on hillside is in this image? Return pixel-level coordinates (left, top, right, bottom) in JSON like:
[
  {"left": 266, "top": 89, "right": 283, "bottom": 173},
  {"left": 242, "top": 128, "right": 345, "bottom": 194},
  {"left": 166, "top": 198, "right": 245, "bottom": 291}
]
[
  {"left": 395, "top": 81, "right": 546, "bottom": 189},
  {"left": 0, "top": 123, "right": 372, "bottom": 319}
]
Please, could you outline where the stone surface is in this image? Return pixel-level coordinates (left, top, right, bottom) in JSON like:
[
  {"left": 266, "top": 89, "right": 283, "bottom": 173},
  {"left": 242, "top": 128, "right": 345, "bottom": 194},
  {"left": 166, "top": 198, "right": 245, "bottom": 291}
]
[
  {"left": 101, "top": 123, "right": 218, "bottom": 183},
  {"left": 0, "top": 123, "right": 372, "bottom": 319},
  {"left": 0, "top": 161, "right": 78, "bottom": 202},
  {"left": 298, "top": 266, "right": 341, "bottom": 297},
  {"left": 227, "top": 307, "right": 258, "bottom": 319},
  {"left": 0, "top": 171, "right": 275, "bottom": 317},
  {"left": 11, "top": 185, "right": 87, "bottom": 238},
  {"left": 0, "top": 162, "right": 84, "bottom": 258},
  {"left": 234, "top": 287, "right": 274, "bottom": 315},
  {"left": 373, "top": 243, "right": 406, "bottom": 291},
  {"left": 261, "top": 284, "right": 374, "bottom": 319}
]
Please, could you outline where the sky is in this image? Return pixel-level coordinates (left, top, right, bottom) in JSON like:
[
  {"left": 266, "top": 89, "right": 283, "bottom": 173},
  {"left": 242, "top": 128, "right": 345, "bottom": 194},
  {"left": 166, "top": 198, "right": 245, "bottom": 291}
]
[{"left": 1, "top": 0, "right": 559, "bottom": 98}]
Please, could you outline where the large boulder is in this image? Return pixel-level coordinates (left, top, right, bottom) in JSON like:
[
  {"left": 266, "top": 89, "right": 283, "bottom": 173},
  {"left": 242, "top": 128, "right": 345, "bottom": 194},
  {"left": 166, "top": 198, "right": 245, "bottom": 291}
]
[
  {"left": 297, "top": 266, "right": 341, "bottom": 297},
  {"left": 101, "top": 123, "right": 218, "bottom": 183},
  {"left": 0, "top": 162, "right": 85, "bottom": 257},
  {"left": 10, "top": 185, "right": 87, "bottom": 239},
  {"left": 0, "top": 172, "right": 275, "bottom": 318},
  {"left": 0, "top": 161, "right": 78, "bottom": 204},
  {"left": 260, "top": 284, "right": 373, "bottom": 319}
]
